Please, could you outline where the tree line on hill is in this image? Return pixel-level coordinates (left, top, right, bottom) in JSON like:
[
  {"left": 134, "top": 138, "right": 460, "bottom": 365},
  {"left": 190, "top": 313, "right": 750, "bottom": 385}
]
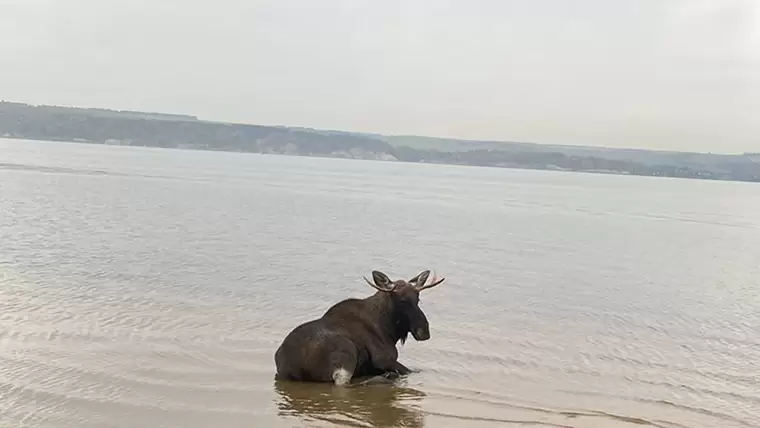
[{"left": 1, "top": 101, "right": 757, "bottom": 182}]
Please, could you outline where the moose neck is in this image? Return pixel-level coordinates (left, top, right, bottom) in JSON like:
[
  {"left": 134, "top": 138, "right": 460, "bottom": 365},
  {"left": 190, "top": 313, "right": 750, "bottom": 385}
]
[{"left": 366, "top": 292, "right": 409, "bottom": 345}]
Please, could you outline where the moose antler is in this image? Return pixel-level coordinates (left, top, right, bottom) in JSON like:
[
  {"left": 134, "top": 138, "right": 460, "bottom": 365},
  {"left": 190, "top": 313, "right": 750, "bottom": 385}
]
[{"left": 415, "top": 270, "right": 445, "bottom": 291}]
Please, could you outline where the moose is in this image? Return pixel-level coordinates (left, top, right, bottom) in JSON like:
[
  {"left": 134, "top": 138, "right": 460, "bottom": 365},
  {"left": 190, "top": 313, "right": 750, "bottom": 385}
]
[{"left": 274, "top": 269, "right": 445, "bottom": 385}]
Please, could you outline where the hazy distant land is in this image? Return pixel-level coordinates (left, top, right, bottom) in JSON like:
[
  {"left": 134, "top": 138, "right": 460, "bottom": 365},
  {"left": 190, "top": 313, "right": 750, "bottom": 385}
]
[{"left": 1, "top": 101, "right": 758, "bottom": 182}]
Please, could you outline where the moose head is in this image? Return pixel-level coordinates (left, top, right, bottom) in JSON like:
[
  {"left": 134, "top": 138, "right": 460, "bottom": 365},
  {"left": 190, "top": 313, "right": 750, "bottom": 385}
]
[{"left": 363, "top": 270, "right": 445, "bottom": 342}]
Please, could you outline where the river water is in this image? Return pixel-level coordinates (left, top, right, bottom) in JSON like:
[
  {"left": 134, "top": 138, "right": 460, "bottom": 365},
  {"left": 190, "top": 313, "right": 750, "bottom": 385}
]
[{"left": 1, "top": 138, "right": 758, "bottom": 428}]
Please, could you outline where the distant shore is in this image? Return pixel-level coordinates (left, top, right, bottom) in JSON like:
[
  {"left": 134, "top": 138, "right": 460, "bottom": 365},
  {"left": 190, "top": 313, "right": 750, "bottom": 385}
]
[{"left": 2, "top": 101, "right": 758, "bottom": 183}]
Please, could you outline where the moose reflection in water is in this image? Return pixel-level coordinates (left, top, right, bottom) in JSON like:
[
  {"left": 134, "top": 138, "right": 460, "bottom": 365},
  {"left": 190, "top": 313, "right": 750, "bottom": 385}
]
[
  {"left": 275, "top": 270, "right": 445, "bottom": 385},
  {"left": 274, "top": 379, "right": 426, "bottom": 428}
]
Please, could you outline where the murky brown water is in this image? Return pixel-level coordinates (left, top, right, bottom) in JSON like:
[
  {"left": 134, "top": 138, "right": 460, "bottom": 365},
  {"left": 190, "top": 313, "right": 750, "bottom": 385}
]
[{"left": 1, "top": 138, "right": 759, "bottom": 428}]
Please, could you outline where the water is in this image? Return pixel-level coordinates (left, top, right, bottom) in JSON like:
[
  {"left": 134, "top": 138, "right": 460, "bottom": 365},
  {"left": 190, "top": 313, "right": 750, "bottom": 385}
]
[{"left": 1, "top": 138, "right": 759, "bottom": 428}]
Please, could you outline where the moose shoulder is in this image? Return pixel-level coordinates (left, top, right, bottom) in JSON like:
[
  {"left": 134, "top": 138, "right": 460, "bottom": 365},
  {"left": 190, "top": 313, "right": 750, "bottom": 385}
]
[{"left": 274, "top": 270, "right": 445, "bottom": 385}]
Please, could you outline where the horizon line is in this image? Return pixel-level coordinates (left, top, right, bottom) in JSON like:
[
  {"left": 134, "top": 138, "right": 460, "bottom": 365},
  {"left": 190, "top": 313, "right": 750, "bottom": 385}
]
[{"left": 2, "top": 99, "right": 748, "bottom": 157}]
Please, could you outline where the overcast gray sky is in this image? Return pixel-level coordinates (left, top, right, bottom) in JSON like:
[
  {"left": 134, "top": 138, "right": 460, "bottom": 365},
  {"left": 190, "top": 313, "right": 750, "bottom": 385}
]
[{"left": 1, "top": 0, "right": 758, "bottom": 153}]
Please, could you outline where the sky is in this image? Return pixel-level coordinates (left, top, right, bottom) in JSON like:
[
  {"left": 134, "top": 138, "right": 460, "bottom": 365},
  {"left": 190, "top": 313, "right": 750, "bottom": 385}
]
[{"left": 0, "top": 0, "right": 758, "bottom": 153}]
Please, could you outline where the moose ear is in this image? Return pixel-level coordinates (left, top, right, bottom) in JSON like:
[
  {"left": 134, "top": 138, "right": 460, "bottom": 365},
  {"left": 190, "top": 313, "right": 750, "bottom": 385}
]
[
  {"left": 372, "top": 271, "right": 392, "bottom": 289},
  {"left": 364, "top": 270, "right": 395, "bottom": 292},
  {"left": 409, "top": 270, "right": 430, "bottom": 287}
]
